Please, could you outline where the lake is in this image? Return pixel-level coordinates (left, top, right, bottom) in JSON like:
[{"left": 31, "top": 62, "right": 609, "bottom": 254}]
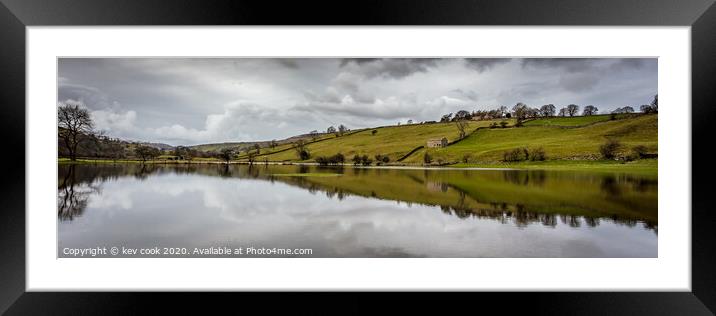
[{"left": 58, "top": 163, "right": 657, "bottom": 257}]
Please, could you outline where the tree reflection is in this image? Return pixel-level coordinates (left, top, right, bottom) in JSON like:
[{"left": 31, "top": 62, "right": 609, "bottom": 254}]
[
  {"left": 58, "top": 164, "right": 100, "bottom": 221},
  {"left": 502, "top": 170, "right": 546, "bottom": 186}
]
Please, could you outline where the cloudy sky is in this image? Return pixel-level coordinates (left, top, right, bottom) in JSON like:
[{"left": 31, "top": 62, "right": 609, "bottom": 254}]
[{"left": 58, "top": 58, "right": 657, "bottom": 146}]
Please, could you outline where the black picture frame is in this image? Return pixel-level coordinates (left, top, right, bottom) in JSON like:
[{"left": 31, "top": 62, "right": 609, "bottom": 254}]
[{"left": 1, "top": 0, "right": 714, "bottom": 314}]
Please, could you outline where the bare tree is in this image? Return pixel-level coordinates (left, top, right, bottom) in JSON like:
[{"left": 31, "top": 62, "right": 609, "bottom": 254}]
[
  {"left": 58, "top": 102, "right": 94, "bottom": 161},
  {"left": 106, "top": 141, "right": 126, "bottom": 162},
  {"left": 566, "top": 104, "right": 580, "bottom": 117},
  {"left": 327, "top": 126, "right": 337, "bottom": 134},
  {"left": 612, "top": 106, "right": 635, "bottom": 114},
  {"left": 558, "top": 107, "right": 567, "bottom": 117},
  {"left": 218, "top": 148, "right": 235, "bottom": 164},
  {"left": 173, "top": 146, "right": 197, "bottom": 162},
  {"left": 540, "top": 104, "right": 556, "bottom": 117},
  {"left": 641, "top": 94, "right": 658, "bottom": 113},
  {"left": 512, "top": 103, "right": 529, "bottom": 120},
  {"left": 526, "top": 107, "right": 539, "bottom": 118},
  {"left": 453, "top": 110, "right": 472, "bottom": 121},
  {"left": 455, "top": 120, "right": 469, "bottom": 139},
  {"left": 338, "top": 124, "right": 348, "bottom": 136},
  {"left": 582, "top": 105, "right": 598, "bottom": 116},
  {"left": 293, "top": 140, "right": 310, "bottom": 160},
  {"left": 135, "top": 145, "right": 160, "bottom": 162}
]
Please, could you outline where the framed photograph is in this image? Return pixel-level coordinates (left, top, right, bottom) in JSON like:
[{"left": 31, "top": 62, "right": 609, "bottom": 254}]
[{"left": 1, "top": 0, "right": 714, "bottom": 314}]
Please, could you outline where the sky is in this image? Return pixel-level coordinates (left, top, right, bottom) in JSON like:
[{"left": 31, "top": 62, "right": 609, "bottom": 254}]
[{"left": 58, "top": 58, "right": 657, "bottom": 146}]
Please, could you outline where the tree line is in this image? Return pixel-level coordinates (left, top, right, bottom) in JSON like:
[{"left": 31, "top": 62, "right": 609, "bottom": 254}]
[
  {"left": 438, "top": 94, "right": 658, "bottom": 123},
  {"left": 58, "top": 103, "right": 217, "bottom": 162}
]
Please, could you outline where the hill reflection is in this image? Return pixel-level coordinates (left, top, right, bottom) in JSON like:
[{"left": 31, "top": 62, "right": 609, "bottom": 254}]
[{"left": 58, "top": 163, "right": 657, "bottom": 232}]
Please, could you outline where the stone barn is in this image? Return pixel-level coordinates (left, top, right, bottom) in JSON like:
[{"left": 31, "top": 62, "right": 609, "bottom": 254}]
[{"left": 427, "top": 137, "right": 448, "bottom": 148}]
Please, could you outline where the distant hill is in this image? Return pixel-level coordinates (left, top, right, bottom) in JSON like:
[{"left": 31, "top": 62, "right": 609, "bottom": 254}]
[
  {"left": 139, "top": 142, "right": 175, "bottom": 150},
  {"left": 189, "top": 131, "right": 334, "bottom": 153}
]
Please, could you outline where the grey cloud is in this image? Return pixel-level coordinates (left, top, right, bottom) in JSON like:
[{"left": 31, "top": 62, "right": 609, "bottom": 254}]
[
  {"left": 58, "top": 82, "right": 113, "bottom": 109},
  {"left": 292, "top": 98, "right": 415, "bottom": 121},
  {"left": 464, "top": 58, "right": 512, "bottom": 72},
  {"left": 339, "top": 58, "right": 442, "bottom": 79},
  {"left": 276, "top": 59, "right": 300, "bottom": 69},
  {"left": 339, "top": 58, "right": 381, "bottom": 66},
  {"left": 610, "top": 58, "right": 647, "bottom": 71},
  {"left": 559, "top": 73, "right": 601, "bottom": 93},
  {"left": 303, "top": 89, "right": 342, "bottom": 103},
  {"left": 451, "top": 89, "right": 479, "bottom": 101},
  {"left": 521, "top": 58, "right": 601, "bottom": 73}
]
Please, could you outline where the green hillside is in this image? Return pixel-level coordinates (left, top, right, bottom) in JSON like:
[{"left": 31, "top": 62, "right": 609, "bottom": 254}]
[
  {"left": 249, "top": 114, "right": 656, "bottom": 166},
  {"left": 253, "top": 119, "right": 514, "bottom": 162},
  {"left": 403, "top": 114, "right": 657, "bottom": 164}
]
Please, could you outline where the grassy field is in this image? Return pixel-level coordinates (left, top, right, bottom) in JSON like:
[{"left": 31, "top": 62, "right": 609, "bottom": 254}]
[
  {"left": 252, "top": 119, "right": 514, "bottom": 162},
  {"left": 402, "top": 114, "right": 657, "bottom": 164}
]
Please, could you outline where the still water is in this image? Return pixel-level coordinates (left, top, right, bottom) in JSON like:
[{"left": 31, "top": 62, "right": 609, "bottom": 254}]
[{"left": 58, "top": 163, "right": 657, "bottom": 257}]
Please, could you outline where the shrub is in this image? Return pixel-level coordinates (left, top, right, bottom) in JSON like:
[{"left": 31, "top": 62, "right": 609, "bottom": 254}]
[
  {"left": 316, "top": 153, "right": 344, "bottom": 165},
  {"left": 332, "top": 153, "right": 345, "bottom": 164},
  {"left": 623, "top": 153, "right": 638, "bottom": 162},
  {"left": 352, "top": 154, "right": 361, "bottom": 165},
  {"left": 503, "top": 148, "right": 525, "bottom": 162},
  {"left": 315, "top": 156, "right": 329, "bottom": 165},
  {"left": 462, "top": 153, "right": 472, "bottom": 163},
  {"left": 423, "top": 152, "right": 432, "bottom": 164},
  {"left": 599, "top": 139, "right": 621, "bottom": 159},
  {"left": 499, "top": 121, "right": 508, "bottom": 128},
  {"left": 490, "top": 122, "right": 498, "bottom": 129},
  {"left": 360, "top": 155, "right": 372, "bottom": 166},
  {"left": 374, "top": 154, "right": 390, "bottom": 164},
  {"left": 297, "top": 149, "right": 310, "bottom": 160},
  {"left": 529, "top": 147, "right": 546, "bottom": 161},
  {"left": 371, "top": 130, "right": 377, "bottom": 136},
  {"left": 632, "top": 145, "right": 648, "bottom": 159}
]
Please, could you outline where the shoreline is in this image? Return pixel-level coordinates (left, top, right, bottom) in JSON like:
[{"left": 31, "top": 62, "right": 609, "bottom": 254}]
[{"left": 58, "top": 157, "right": 657, "bottom": 176}]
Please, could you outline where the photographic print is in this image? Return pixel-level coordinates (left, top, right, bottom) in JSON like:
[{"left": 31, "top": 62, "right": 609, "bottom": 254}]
[{"left": 57, "top": 57, "right": 658, "bottom": 258}]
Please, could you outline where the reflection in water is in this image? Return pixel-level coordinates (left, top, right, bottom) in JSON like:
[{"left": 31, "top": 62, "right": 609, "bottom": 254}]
[{"left": 58, "top": 163, "right": 657, "bottom": 257}]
